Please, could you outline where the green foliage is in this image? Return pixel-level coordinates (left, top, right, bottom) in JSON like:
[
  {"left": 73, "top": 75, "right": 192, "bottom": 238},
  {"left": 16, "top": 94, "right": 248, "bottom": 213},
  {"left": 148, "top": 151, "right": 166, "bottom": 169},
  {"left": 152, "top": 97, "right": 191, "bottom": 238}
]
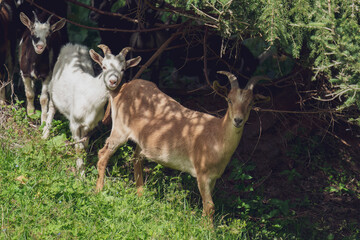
[
  {"left": 11, "top": 100, "right": 29, "bottom": 126},
  {"left": 258, "top": 0, "right": 359, "bottom": 120},
  {"left": 67, "top": 0, "right": 100, "bottom": 49},
  {"left": 164, "top": 0, "right": 359, "bottom": 122},
  {"left": 49, "top": 118, "right": 71, "bottom": 138},
  {"left": 66, "top": 0, "right": 359, "bottom": 120},
  {"left": 229, "top": 161, "right": 255, "bottom": 192}
]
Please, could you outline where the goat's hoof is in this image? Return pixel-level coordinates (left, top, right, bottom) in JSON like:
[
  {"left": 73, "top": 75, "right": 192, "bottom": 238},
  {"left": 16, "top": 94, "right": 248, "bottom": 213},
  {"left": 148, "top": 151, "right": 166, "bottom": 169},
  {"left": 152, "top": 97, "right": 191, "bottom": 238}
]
[
  {"left": 136, "top": 186, "right": 144, "bottom": 196},
  {"left": 76, "top": 158, "right": 85, "bottom": 178},
  {"left": 95, "top": 185, "right": 102, "bottom": 193},
  {"left": 42, "top": 131, "right": 49, "bottom": 139},
  {"left": 27, "top": 108, "right": 35, "bottom": 116}
]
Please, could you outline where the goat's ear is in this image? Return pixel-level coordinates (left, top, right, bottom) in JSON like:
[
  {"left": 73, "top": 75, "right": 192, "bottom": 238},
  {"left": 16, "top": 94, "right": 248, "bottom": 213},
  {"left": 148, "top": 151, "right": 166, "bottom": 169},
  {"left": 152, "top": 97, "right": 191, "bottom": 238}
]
[
  {"left": 126, "top": 56, "right": 141, "bottom": 69},
  {"left": 19, "top": 12, "right": 32, "bottom": 30},
  {"left": 89, "top": 49, "right": 103, "bottom": 67},
  {"left": 51, "top": 18, "right": 66, "bottom": 33}
]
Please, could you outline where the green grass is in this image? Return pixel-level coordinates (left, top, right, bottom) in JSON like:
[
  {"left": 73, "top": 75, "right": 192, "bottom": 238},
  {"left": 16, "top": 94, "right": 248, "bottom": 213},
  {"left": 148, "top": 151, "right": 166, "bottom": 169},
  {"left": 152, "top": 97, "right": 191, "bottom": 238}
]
[
  {"left": 1, "top": 103, "right": 359, "bottom": 239},
  {"left": 0, "top": 104, "right": 246, "bottom": 239}
]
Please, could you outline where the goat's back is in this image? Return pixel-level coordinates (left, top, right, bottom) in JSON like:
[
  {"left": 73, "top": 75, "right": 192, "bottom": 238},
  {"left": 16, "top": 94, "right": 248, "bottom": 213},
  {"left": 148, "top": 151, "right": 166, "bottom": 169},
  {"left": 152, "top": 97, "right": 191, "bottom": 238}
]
[{"left": 53, "top": 43, "right": 94, "bottom": 76}]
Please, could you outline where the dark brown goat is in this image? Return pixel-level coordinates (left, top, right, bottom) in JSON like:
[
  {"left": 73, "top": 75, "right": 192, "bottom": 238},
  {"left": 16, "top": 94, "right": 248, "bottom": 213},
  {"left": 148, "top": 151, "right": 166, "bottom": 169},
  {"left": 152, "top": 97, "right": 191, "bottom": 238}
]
[
  {"left": 0, "top": 0, "right": 16, "bottom": 105},
  {"left": 19, "top": 11, "right": 66, "bottom": 123}
]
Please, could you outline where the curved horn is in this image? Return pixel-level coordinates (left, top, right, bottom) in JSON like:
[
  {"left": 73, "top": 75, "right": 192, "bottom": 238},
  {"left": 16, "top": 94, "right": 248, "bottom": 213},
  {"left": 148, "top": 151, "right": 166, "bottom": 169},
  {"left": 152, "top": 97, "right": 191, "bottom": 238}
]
[
  {"left": 245, "top": 76, "right": 271, "bottom": 90},
  {"left": 119, "top": 47, "right": 133, "bottom": 58},
  {"left": 32, "top": 11, "right": 39, "bottom": 22},
  {"left": 98, "top": 44, "right": 111, "bottom": 55},
  {"left": 46, "top": 14, "right": 54, "bottom": 23},
  {"left": 217, "top": 71, "right": 239, "bottom": 89}
]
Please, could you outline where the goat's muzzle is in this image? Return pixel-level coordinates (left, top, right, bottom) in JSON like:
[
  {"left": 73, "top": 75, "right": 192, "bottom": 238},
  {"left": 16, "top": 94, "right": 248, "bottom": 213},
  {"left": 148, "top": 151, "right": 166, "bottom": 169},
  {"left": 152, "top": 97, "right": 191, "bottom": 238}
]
[
  {"left": 107, "top": 74, "right": 120, "bottom": 90},
  {"left": 35, "top": 44, "right": 45, "bottom": 54},
  {"left": 233, "top": 118, "right": 243, "bottom": 128}
]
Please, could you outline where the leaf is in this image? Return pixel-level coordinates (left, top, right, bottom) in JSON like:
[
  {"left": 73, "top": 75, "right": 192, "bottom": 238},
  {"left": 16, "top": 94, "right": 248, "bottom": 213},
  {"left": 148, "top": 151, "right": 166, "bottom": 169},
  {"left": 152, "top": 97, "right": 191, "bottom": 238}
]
[
  {"left": 48, "top": 133, "right": 67, "bottom": 147},
  {"left": 28, "top": 110, "right": 41, "bottom": 120},
  {"left": 308, "top": 22, "right": 326, "bottom": 27},
  {"left": 15, "top": 175, "right": 28, "bottom": 184}
]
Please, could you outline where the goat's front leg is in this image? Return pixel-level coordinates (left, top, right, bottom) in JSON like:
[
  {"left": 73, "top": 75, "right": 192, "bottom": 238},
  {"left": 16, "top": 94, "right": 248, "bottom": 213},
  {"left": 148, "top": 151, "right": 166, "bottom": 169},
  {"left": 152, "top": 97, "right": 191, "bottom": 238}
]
[
  {"left": 40, "top": 76, "right": 50, "bottom": 124},
  {"left": 96, "top": 129, "right": 127, "bottom": 192},
  {"left": 197, "top": 174, "right": 216, "bottom": 222},
  {"left": 133, "top": 145, "right": 144, "bottom": 196},
  {"left": 22, "top": 75, "right": 35, "bottom": 115}
]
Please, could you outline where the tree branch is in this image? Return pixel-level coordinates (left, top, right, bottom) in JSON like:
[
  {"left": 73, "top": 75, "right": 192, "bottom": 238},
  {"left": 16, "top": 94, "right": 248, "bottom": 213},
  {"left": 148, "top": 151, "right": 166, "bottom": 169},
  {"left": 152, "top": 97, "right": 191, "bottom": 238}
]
[{"left": 132, "top": 30, "right": 183, "bottom": 79}]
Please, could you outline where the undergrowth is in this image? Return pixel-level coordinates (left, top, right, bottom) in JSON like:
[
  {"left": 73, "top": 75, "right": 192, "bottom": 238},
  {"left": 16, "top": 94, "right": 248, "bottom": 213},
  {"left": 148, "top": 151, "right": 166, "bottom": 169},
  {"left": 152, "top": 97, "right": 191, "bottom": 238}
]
[{"left": 1, "top": 102, "right": 359, "bottom": 239}]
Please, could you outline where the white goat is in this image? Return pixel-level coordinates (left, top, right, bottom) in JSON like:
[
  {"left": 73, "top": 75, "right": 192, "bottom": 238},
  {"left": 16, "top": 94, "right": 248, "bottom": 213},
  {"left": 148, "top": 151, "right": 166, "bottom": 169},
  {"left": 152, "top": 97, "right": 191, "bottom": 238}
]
[
  {"left": 43, "top": 43, "right": 141, "bottom": 172},
  {"left": 95, "top": 71, "right": 267, "bottom": 221}
]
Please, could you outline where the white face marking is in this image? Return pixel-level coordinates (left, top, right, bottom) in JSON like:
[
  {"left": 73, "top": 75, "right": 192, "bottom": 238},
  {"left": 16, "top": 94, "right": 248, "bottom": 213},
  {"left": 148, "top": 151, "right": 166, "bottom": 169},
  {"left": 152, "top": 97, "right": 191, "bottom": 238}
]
[
  {"left": 32, "top": 21, "right": 51, "bottom": 54},
  {"left": 102, "top": 54, "right": 126, "bottom": 90},
  {"left": 228, "top": 88, "right": 253, "bottom": 128}
]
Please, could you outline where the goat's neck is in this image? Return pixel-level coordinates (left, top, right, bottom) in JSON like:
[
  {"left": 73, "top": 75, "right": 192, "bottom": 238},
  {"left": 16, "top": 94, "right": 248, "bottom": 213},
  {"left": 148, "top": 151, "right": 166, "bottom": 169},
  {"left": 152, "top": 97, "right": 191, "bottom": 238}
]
[
  {"left": 108, "top": 81, "right": 128, "bottom": 103},
  {"left": 95, "top": 73, "right": 111, "bottom": 102},
  {"left": 109, "top": 85, "right": 121, "bottom": 99},
  {"left": 220, "top": 109, "right": 246, "bottom": 160}
]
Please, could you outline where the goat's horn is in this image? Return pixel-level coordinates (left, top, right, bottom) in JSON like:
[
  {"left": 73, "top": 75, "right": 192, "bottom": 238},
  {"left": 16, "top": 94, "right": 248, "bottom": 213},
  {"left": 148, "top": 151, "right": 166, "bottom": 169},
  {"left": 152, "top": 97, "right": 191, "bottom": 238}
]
[
  {"left": 217, "top": 71, "right": 239, "bottom": 89},
  {"left": 32, "top": 11, "right": 39, "bottom": 22},
  {"left": 245, "top": 76, "right": 271, "bottom": 90},
  {"left": 46, "top": 14, "right": 54, "bottom": 23},
  {"left": 98, "top": 44, "right": 111, "bottom": 55},
  {"left": 120, "top": 47, "right": 133, "bottom": 58}
]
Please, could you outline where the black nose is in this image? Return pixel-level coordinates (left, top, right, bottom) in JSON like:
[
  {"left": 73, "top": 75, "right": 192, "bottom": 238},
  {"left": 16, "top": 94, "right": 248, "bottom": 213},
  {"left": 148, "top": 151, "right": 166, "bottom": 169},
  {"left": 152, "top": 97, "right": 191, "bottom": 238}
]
[{"left": 234, "top": 118, "right": 243, "bottom": 126}]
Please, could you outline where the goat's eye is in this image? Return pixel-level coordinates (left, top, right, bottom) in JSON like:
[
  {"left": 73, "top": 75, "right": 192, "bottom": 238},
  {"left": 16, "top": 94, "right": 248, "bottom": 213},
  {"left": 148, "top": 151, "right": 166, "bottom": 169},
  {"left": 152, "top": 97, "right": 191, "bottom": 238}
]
[
  {"left": 228, "top": 99, "right": 232, "bottom": 104},
  {"left": 102, "top": 66, "right": 107, "bottom": 70}
]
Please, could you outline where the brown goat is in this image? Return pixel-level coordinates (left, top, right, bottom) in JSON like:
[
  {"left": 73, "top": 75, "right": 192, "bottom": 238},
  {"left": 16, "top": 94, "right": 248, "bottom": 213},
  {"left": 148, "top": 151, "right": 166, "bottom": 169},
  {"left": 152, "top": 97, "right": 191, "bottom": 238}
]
[{"left": 96, "top": 69, "right": 266, "bottom": 221}]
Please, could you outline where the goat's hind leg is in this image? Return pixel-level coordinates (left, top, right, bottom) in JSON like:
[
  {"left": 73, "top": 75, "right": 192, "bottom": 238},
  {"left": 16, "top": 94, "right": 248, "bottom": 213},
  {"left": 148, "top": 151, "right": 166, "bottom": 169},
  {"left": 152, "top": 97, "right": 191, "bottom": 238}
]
[
  {"left": 40, "top": 76, "right": 50, "bottom": 124},
  {"left": 133, "top": 145, "right": 144, "bottom": 196},
  {"left": 96, "top": 130, "right": 128, "bottom": 192},
  {"left": 72, "top": 125, "right": 89, "bottom": 176}
]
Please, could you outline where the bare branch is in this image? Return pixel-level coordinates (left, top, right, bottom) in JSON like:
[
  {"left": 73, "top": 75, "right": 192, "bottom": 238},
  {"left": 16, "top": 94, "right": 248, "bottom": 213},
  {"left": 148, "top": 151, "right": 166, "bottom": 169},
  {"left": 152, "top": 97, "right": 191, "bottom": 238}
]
[
  {"left": 132, "top": 30, "right": 183, "bottom": 79},
  {"left": 24, "top": 0, "right": 181, "bottom": 33}
]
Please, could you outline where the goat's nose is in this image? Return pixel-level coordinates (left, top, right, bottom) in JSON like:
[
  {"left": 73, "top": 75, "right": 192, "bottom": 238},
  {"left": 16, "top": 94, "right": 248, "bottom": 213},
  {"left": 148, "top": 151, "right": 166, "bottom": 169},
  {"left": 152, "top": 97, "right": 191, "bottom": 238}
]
[
  {"left": 108, "top": 74, "right": 119, "bottom": 85},
  {"left": 234, "top": 118, "right": 243, "bottom": 127},
  {"left": 109, "top": 79, "right": 117, "bottom": 85}
]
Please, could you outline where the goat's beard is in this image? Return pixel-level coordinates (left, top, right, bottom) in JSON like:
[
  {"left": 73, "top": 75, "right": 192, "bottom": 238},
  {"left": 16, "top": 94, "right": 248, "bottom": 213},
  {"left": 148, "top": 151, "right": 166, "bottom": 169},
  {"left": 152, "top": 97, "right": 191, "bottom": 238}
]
[{"left": 107, "top": 83, "right": 119, "bottom": 90}]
